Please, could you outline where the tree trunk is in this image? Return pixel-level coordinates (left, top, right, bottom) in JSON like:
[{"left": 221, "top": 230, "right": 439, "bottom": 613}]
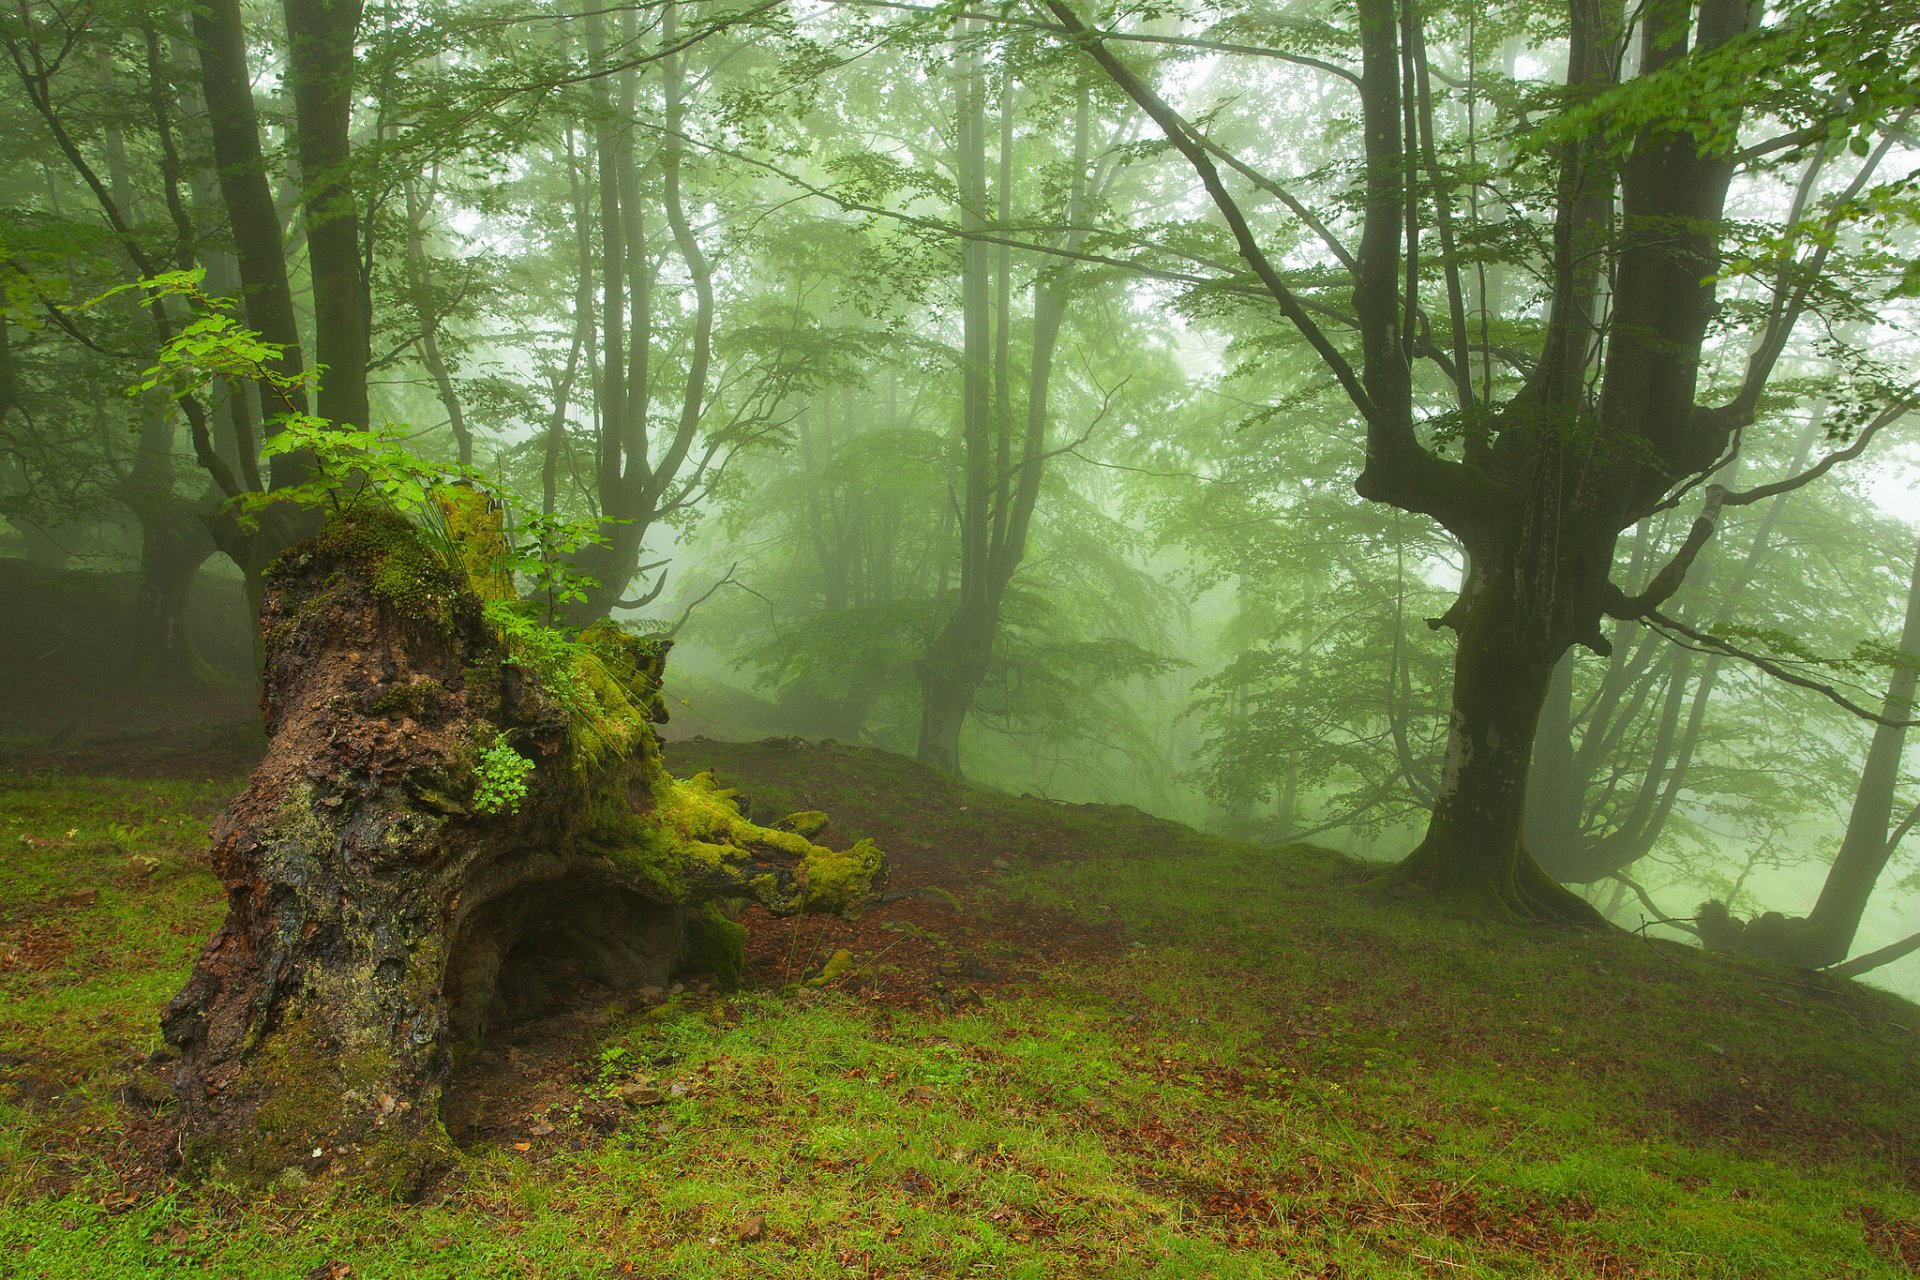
[
  {"left": 917, "top": 602, "right": 993, "bottom": 777},
  {"left": 160, "top": 506, "right": 884, "bottom": 1193},
  {"left": 192, "top": 0, "right": 310, "bottom": 453},
  {"left": 1702, "top": 534, "right": 1920, "bottom": 968},
  {"left": 281, "top": 0, "right": 370, "bottom": 432},
  {"left": 128, "top": 509, "right": 217, "bottom": 687},
  {"left": 1389, "top": 565, "right": 1602, "bottom": 922}
]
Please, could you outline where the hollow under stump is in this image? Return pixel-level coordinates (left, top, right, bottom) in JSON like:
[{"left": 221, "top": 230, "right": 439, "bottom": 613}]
[{"left": 159, "top": 509, "right": 884, "bottom": 1192}]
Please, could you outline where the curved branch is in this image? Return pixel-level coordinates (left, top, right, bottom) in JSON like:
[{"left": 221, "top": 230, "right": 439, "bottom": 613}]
[{"left": 1642, "top": 610, "right": 1920, "bottom": 730}]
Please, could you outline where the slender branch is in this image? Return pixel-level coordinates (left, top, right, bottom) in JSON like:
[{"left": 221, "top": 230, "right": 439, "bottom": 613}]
[
  {"left": 656, "top": 562, "right": 739, "bottom": 639},
  {"left": 1642, "top": 610, "right": 1920, "bottom": 729},
  {"left": 1608, "top": 870, "right": 1699, "bottom": 935},
  {"left": 831, "top": 0, "right": 1362, "bottom": 83},
  {"left": 1038, "top": 0, "right": 1380, "bottom": 428},
  {"left": 1824, "top": 929, "right": 1920, "bottom": 978},
  {"left": 1606, "top": 485, "right": 1726, "bottom": 617}
]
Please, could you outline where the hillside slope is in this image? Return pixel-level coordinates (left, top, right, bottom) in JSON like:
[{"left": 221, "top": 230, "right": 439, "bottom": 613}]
[{"left": 1, "top": 732, "right": 1916, "bottom": 1277}]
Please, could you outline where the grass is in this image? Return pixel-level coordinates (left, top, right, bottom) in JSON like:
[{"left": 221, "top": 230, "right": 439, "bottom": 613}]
[{"left": 1, "top": 743, "right": 1917, "bottom": 1278}]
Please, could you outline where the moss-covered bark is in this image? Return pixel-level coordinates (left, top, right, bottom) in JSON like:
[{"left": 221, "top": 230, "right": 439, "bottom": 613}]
[{"left": 160, "top": 508, "right": 884, "bottom": 1193}]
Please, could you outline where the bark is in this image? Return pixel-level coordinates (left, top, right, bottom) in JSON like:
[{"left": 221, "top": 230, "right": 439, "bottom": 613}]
[
  {"left": 282, "top": 0, "right": 370, "bottom": 431},
  {"left": 161, "top": 505, "right": 884, "bottom": 1193},
  {"left": 192, "top": 0, "right": 311, "bottom": 459},
  {"left": 564, "top": 0, "right": 717, "bottom": 623},
  {"left": 917, "top": 600, "right": 994, "bottom": 776},
  {"left": 402, "top": 169, "right": 472, "bottom": 465},
  {"left": 1529, "top": 411, "right": 1824, "bottom": 883},
  {"left": 917, "top": 19, "right": 994, "bottom": 776},
  {"left": 126, "top": 493, "right": 218, "bottom": 687},
  {"left": 1388, "top": 555, "right": 1602, "bottom": 921},
  {"left": 915, "top": 76, "right": 1092, "bottom": 775}
]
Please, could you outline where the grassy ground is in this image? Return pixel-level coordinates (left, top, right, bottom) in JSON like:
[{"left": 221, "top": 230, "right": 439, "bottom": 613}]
[{"left": 2, "top": 739, "right": 1918, "bottom": 1278}]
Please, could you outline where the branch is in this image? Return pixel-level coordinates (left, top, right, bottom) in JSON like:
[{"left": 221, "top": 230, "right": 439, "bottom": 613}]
[
  {"left": 830, "top": 0, "right": 1362, "bottom": 84},
  {"left": 1608, "top": 870, "right": 1700, "bottom": 936},
  {"left": 1717, "top": 394, "right": 1915, "bottom": 509},
  {"left": 1038, "top": 0, "right": 1381, "bottom": 429},
  {"left": 616, "top": 563, "right": 671, "bottom": 611},
  {"left": 1191, "top": 133, "right": 1355, "bottom": 274},
  {"left": 1606, "top": 485, "right": 1726, "bottom": 618},
  {"left": 656, "top": 562, "right": 739, "bottom": 639},
  {"left": 1641, "top": 610, "right": 1920, "bottom": 730},
  {"left": 1824, "top": 929, "right": 1920, "bottom": 978}
]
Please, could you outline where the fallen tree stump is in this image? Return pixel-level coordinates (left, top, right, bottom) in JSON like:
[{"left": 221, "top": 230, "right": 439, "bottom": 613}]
[{"left": 160, "top": 508, "right": 883, "bottom": 1192}]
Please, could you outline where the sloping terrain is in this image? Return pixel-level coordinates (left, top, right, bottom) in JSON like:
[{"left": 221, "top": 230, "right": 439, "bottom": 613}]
[
  {"left": 1, "top": 561, "right": 1917, "bottom": 1277},
  {"left": 0, "top": 728, "right": 1916, "bottom": 1278}
]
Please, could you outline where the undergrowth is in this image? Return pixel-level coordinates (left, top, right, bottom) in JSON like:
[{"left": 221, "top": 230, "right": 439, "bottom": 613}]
[{"left": 2, "top": 748, "right": 1917, "bottom": 1279}]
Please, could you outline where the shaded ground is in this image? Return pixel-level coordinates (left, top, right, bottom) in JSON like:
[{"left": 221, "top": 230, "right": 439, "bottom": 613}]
[
  {"left": 0, "top": 560, "right": 259, "bottom": 779},
  {"left": 2, "top": 560, "right": 1920, "bottom": 1277}
]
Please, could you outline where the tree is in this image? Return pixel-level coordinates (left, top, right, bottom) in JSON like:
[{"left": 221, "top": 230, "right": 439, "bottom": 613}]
[
  {"left": 1697, "top": 533, "right": 1920, "bottom": 970},
  {"left": 1042, "top": 0, "right": 1920, "bottom": 918}
]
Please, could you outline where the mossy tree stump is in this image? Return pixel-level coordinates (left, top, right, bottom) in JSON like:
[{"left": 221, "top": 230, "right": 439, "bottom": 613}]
[{"left": 160, "top": 509, "right": 883, "bottom": 1191}]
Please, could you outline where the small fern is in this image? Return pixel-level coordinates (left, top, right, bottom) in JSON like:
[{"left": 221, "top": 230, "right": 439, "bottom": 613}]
[{"left": 472, "top": 733, "right": 534, "bottom": 816}]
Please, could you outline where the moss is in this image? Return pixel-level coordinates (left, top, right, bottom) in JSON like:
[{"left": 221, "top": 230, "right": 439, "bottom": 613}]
[
  {"left": 370, "top": 677, "right": 446, "bottom": 718},
  {"left": 288, "top": 509, "right": 469, "bottom": 632},
  {"left": 774, "top": 811, "right": 830, "bottom": 838},
  {"left": 808, "top": 948, "right": 855, "bottom": 985},
  {"left": 596, "top": 768, "right": 884, "bottom": 918},
  {"left": 798, "top": 838, "right": 885, "bottom": 914},
  {"left": 680, "top": 903, "right": 748, "bottom": 990},
  {"left": 431, "top": 486, "right": 513, "bottom": 601},
  {"left": 231, "top": 1006, "right": 391, "bottom": 1181}
]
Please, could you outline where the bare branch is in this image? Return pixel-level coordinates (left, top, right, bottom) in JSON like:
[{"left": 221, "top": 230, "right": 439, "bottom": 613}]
[
  {"left": 1608, "top": 871, "right": 1700, "bottom": 936},
  {"left": 655, "top": 562, "right": 739, "bottom": 639},
  {"left": 1642, "top": 610, "right": 1920, "bottom": 730},
  {"left": 1037, "top": 0, "right": 1381, "bottom": 429},
  {"left": 1824, "top": 928, "right": 1920, "bottom": 978}
]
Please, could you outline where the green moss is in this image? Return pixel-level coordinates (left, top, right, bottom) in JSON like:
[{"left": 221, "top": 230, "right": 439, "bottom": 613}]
[
  {"left": 774, "top": 810, "right": 830, "bottom": 838},
  {"left": 797, "top": 838, "right": 885, "bottom": 913},
  {"left": 681, "top": 903, "right": 748, "bottom": 990},
  {"left": 288, "top": 509, "right": 469, "bottom": 632},
  {"left": 596, "top": 768, "right": 884, "bottom": 917},
  {"left": 808, "top": 948, "right": 855, "bottom": 985},
  {"left": 370, "top": 677, "right": 446, "bottom": 718}
]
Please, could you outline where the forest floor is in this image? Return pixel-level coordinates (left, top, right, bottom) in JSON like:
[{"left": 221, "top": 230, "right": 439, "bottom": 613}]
[{"left": 2, "top": 569, "right": 1919, "bottom": 1277}]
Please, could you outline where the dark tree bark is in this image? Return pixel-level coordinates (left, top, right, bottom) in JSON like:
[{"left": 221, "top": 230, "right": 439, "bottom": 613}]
[
  {"left": 282, "top": 0, "right": 371, "bottom": 432},
  {"left": 160, "top": 506, "right": 884, "bottom": 1192},
  {"left": 192, "top": 0, "right": 311, "bottom": 456}
]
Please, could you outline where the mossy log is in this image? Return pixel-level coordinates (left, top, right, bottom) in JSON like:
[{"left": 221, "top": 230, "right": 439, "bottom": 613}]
[{"left": 160, "top": 509, "right": 883, "bottom": 1192}]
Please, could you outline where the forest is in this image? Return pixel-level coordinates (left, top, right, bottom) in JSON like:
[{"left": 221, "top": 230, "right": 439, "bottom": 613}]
[{"left": 1, "top": 0, "right": 1919, "bottom": 1272}]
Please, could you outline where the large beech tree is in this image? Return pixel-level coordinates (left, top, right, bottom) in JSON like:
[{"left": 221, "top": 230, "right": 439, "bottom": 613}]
[{"left": 1043, "top": 0, "right": 1919, "bottom": 918}]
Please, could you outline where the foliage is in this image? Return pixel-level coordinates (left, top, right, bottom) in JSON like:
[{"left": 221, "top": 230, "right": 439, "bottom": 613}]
[{"left": 470, "top": 731, "right": 534, "bottom": 815}]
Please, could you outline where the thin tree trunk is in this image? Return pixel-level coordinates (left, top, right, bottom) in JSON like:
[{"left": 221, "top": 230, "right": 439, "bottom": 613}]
[
  {"left": 402, "top": 166, "right": 472, "bottom": 465},
  {"left": 282, "top": 0, "right": 370, "bottom": 431},
  {"left": 1801, "top": 534, "right": 1920, "bottom": 959},
  {"left": 192, "top": 0, "right": 310, "bottom": 460}
]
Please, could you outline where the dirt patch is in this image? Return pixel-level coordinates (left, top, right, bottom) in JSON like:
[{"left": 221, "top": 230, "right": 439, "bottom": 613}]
[
  {"left": 0, "top": 921, "right": 74, "bottom": 972},
  {"left": 1860, "top": 1204, "right": 1920, "bottom": 1275}
]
